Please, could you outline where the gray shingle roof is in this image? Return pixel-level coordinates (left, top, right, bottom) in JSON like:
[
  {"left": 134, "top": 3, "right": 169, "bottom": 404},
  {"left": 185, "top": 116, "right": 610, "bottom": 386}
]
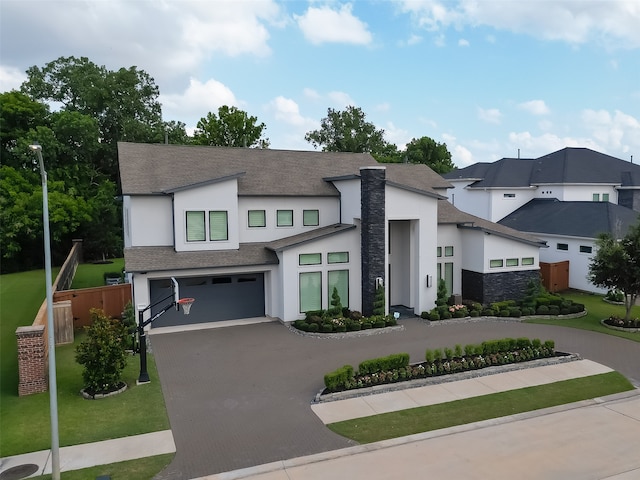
[
  {"left": 267, "top": 224, "right": 356, "bottom": 251},
  {"left": 124, "top": 244, "right": 279, "bottom": 273},
  {"left": 118, "top": 142, "right": 451, "bottom": 197},
  {"left": 443, "top": 147, "right": 640, "bottom": 188},
  {"left": 438, "top": 200, "right": 546, "bottom": 247},
  {"left": 498, "top": 199, "right": 640, "bottom": 239}
]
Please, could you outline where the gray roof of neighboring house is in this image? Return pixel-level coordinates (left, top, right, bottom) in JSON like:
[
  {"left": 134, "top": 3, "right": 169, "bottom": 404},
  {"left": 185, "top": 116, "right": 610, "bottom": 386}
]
[
  {"left": 118, "top": 142, "right": 452, "bottom": 197},
  {"left": 438, "top": 200, "right": 546, "bottom": 247},
  {"left": 498, "top": 199, "right": 640, "bottom": 239},
  {"left": 442, "top": 147, "right": 640, "bottom": 188},
  {"left": 267, "top": 224, "right": 356, "bottom": 251},
  {"left": 124, "top": 244, "right": 279, "bottom": 273}
]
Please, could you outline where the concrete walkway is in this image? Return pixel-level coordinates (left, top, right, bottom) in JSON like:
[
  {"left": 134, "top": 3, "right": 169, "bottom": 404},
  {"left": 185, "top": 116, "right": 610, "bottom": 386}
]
[{"left": 0, "top": 360, "right": 633, "bottom": 479}]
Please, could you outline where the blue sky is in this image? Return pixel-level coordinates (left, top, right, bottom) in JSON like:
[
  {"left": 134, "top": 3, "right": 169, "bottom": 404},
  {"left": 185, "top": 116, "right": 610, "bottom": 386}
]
[{"left": 1, "top": 0, "right": 638, "bottom": 166}]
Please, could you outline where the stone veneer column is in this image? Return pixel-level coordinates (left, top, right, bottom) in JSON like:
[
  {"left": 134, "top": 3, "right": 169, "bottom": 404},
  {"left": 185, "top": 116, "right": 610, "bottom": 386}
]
[
  {"left": 360, "top": 166, "right": 386, "bottom": 316},
  {"left": 16, "top": 325, "right": 48, "bottom": 396}
]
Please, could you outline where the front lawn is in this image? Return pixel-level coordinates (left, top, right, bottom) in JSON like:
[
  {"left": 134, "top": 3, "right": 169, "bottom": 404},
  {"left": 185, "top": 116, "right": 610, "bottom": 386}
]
[
  {"left": 525, "top": 290, "right": 640, "bottom": 342},
  {"left": 328, "top": 371, "right": 633, "bottom": 443},
  {"left": 70, "top": 258, "right": 125, "bottom": 289}
]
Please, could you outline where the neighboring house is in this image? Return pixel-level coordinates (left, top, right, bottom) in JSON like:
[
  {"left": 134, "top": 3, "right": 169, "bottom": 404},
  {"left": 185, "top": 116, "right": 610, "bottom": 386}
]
[
  {"left": 118, "top": 142, "right": 545, "bottom": 327},
  {"left": 443, "top": 147, "right": 640, "bottom": 293}
]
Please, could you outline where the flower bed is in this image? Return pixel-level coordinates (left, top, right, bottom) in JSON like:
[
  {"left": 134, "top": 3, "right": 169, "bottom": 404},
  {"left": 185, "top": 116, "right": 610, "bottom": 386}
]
[
  {"left": 323, "top": 337, "right": 556, "bottom": 394},
  {"left": 292, "top": 311, "right": 397, "bottom": 333},
  {"left": 601, "top": 316, "right": 640, "bottom": 332}
]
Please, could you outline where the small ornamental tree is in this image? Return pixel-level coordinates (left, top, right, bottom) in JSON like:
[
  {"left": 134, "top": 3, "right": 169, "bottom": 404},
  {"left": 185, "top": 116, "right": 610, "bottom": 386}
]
[
  {"left": 373, "top": 284, "right": 385, "bottom": 316},
  {"left": 436, "top": 278, "right": 448, "bottom": 306},
  {"left": 327, "top": 286, "right": 343, "bottom": 317},
  {"left": 76, "top": 309, "right": 128, "bottom": 395},
  {"left": 589, "top": 219, "right": 640, "bottom": 321}
]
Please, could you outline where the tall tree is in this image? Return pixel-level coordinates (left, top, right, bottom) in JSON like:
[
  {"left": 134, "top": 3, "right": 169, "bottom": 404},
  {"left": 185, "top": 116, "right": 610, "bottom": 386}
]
[
  {"left": 192, "top": 106, "right": 269, "bottom": 148},
  {"left": 589, "top": 219, "right": 640, "bottom": 320},
  {"left": 305, "top": 106, "right": 393, "bottom": 154},
  {"left": 21, "top": 56, "right": 163, "bottom": 181},
  {"left": 404, "top": 136, "right": 455, "bottom": 174}
]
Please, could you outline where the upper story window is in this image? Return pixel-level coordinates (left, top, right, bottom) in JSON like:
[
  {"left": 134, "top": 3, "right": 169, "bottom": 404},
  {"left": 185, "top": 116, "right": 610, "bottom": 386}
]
[
  {"left": 490, "top": 259, "right": 503, "bottom": 268},
  {"left": 186, "top": 210, "right": 228, "bottom": 242},
  {"left": 593, "top": 193, "right": 600, "bottom": 202},
  {"left": 602, "top": 193, "right": 610, "bottom": 202},
  {"left": 209, "top": 211, "right": 228, "bottom": 241},
  {"left": 248, "top": 210, "right": 266, "bottom": 228},
  {"left": 506, "top": 258, "right": 519, "bottom": 267},
  {"left": 557, "top": 243, "right": 569, "bottom": 251},
  {"left": 303, "top": 209, "right": 319, "bottom": 226},
  {"left": 522, "top": 257, "right": 535, "bottom": 266},
  {"left": 444, "top": 246, "right": 454, "bottom": 257},
  {"left": 328, "top": 252, "right": 349, "bottom": 264},
  {"left": 277, "top": 209, "right": 293, "bottom": 227},
  {"left": 579, "top": 245, "right": 593, "bottom": 254},
  {"left": 299, "top": 253, "right": 321, "bottom": 265},
  {"left": 437, "top": 247, "right": 442, "bottom": 257},
  {"left": 186, "top": 211, "right": 206, "bottom": 242}
]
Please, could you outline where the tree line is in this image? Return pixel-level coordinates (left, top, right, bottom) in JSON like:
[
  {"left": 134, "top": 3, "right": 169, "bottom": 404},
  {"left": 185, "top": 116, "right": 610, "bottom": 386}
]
[{"left": 1, "top": 56, "right": 454, "bottom": 273}]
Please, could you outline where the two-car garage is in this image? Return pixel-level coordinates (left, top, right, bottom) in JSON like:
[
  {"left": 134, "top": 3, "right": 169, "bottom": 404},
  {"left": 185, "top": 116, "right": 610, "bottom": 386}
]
[{"left": 149, "top": 274, "right": 265, "bottom": 328}]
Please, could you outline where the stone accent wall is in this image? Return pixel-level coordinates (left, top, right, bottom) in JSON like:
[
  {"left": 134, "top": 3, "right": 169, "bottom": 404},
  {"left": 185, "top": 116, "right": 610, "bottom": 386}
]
[
  {"left": 361, "top": 167, "right": 386, "bottom": 316},
  {"left": 462, "top": 269, "right": 540, "bottom": 305},
  {"left": 618, "top": 189, "right": 640, "bottom": 213},
  {"left": 16, "top": 325, "right": 48, "bottom": 396}
]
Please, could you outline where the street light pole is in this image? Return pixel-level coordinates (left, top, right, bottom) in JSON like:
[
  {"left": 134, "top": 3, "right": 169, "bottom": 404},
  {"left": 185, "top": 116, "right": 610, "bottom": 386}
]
[{"left": 30, "top": 144, "right": 60, "bottom": 480}]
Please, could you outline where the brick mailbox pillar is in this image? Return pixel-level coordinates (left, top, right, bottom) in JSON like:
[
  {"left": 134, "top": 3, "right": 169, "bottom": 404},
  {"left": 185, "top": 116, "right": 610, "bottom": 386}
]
[{"left": 16, "top": 325, "right": 48, "bottom": 396}]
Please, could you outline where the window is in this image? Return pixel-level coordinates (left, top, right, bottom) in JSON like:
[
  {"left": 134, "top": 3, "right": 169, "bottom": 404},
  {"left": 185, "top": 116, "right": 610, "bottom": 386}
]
[
  {"left": 444, "top": 246, "right": 454, "bottom": 257},
  {"left": 504, "top": 193, "right": 515, "bottom": 198},
  {"left": 490, "top": 259, "right": 503, "bottom": 268},
  {"left": 328, "top": 270, "right": 349, "bottom": 308},
  {"left": 209, "top": 211, "right": 228, "bottom": 241},
  {"left": 444, "top": 262, "right": 453, "bottom": 296},
  {"left": 557, "top": 243, "right": 569, "bottom": 251},
  {"left": 602, "top": 193, "right": 609, "bottom": 202},
  {"left": 186, "top": 211, "right": 205, "bottom": 242},
  {"left": 300, "top": 272, "right": 321, "bottom": 313},
  {"left": 437, "top": 247, "right": 442, "bottom": 258},
  {"left": 277, "top": 209, "right": 293, "bottom": 227},
  {"left": 328, "top": 252, "right": 349, "bottom": 264},
  {"left": 580, "top": 245, "right": 593, "bottom": 254},
  {"left": 506, "top": 258, "right": 519, "bottom": 267},
  {"left": 593, "top": 193, "right": 600, "bottom": 202},
  {"left": 299, "top": 253, "right": 321, "bottom": 265},
  {"left": 522, "top": 257, "right": 534, "bottom": 266},
  {"left": 248, "top": 210, "right": 266, "bottom": 227},
  {"left": 303, "top": 209, "right": 319, "bottom": 226},
  {"left": 437, "top": 263, "right": 441, "bottom": 280}
]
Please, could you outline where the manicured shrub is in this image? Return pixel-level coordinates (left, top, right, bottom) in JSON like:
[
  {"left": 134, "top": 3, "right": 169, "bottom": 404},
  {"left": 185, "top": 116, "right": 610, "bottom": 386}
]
[
  {"left": 358, "top": 353, "right": 409, "bottom": 375},
  {"left": 348, "top": 322, "right": 361, "bottom": 331},
  {"left": 560, "top": 308, "right": 570, "bottom": 315},
  {"left": 373, "top": 319, "right": 386, "bottom": 329},
  {"left": 464, "top": 344, "right": 475, "bottom": 356},
  {"left": 499, "top": 309, "right": 511, "bottom": 317},
  {"left": 443, "top": 347, "right": 454, "bottom": 360},
  {"left": 544, "top": 340, "right": 555, "bottom": 351},
  {"left": 361, "top": 321, "right": 372, "bottom": 329},
  {"left": 536, "top": 305, "right": 549, "bottom": 315},
  {"left": 454, "top": 310, "right": 466, "bottom": 318},
  {"left": 425, "top": 349, "right": 435, "bottom": 363},
  {"left": 516, "top": 337, "right": 531, "bottom": 349},
  {"left": 321, "top": 323, "right": 333, "bottom": 333},
  {"left": 307, "top": 323, "right": 319, "bottom": 332},
  {"left": 421, "top": 311, "right": 430, "bottom": 319},
  {"left": 441, "top": 311, "right": 452, "bottom": 319},
  {"left": 433, "top": 348, "right": 443, "bottom": 360},
  {"left": 532, "top": 338, "right": 542, "bottom": 348},
  {"left": 508, "top": 308, "right": 522, "bottom": 318},
  {"left": 454, "top": 344, "right": 463, "bottom": 358},
  {"left": 349, "top": 310, "right": 363, "bottom": 320},
  {"left": 335, "top": 325, "right": 347, "bottom": 333},
  {"left": 548, "top": 305, "right": 560, "bottom": 315},
  {"left": 324, "top": 365, "right": 354, "bottom": 392},
  {"left": 482, "top": 308, "right": 495, "bottom": 316},
  {"left": 385, "top": 315, "right": 397, "bottom": 327},
  {"left": 76, "top": 309, "right": 128, "bottom": 394},
  {"left": 429, "top": 311, "right": 440, "bottom": 321},
  {"left": 469, "top": 310, "right": 480, "bottom": 317},
  {"left": 536, "top": 297, "right": 550, "bottom": 306}
]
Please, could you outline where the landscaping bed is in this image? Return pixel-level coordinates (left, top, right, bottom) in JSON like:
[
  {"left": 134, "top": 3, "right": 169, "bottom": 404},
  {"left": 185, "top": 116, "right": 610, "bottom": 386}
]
[
  {"left": 319, "top": 337, "right": 558, "bottom": 400},
  {"left": 601, "top": 316, "right": 640, "bottom": 332}
]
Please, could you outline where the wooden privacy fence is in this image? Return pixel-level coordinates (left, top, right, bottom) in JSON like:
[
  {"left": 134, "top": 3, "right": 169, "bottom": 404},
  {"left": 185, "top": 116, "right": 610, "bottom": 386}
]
[{"left": 54, "top": 283, "right": 132, "bottom": 329}]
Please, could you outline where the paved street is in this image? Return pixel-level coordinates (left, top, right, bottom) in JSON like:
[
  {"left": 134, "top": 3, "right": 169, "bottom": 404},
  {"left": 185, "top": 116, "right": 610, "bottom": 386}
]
[{"left": 149, "top": 318, "right": 640, "bottom": 480}]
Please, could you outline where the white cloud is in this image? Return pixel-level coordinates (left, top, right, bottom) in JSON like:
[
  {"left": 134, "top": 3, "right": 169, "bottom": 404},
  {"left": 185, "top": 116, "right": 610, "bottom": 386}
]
[
  {"left": 0, "top": 65, "right": 26, "bottom": 92},
  {"left": 383, "top": 122, "right": 411, "bottom": 148},
  {"left": 458, "top": 38, "right": 470, "bottom": 47},
  {"left": 375, "top": 103, "right": 391, "bottom": 112},
  {"left": 327, "top": 91, "right": 355, "bottom": 108},
  {"left": 507, "top": 131, "right": 601, "bottom": 157},
  {"left": 477, "top": 107, "right": 502, "bottom": 124},
  {"left": 296, "top": 4, "right": 373, "bottom": 45},
  {"left": 268, "top": 96, "right": 312, "bottom": 127},
  {"left": 303, "top": 88, "right": 321, "bottom": 101},
  {"left": 398, "top": 0, "right": 640, "bottom": 49},
  {"left": 518, "top": 100, "right": 550, "bottom": 116},
  {"left": 160, "top": 77, "right": 238, "bottom": 125},
  {"left": 406, "top": 34, "right": 423, "bottom": 46},
  {"left": 582, "top": 109, "right": 640, "bottom": 154}
]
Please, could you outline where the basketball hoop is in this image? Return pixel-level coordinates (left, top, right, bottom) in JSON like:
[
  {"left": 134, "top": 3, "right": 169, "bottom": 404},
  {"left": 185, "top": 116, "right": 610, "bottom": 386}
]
[{"left": 177, "top": 298, "right": 195, "bottom": 315}]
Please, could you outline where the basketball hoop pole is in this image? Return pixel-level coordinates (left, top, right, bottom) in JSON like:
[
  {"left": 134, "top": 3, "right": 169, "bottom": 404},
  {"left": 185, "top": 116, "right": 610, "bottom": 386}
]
[{"left": 137, "top": 278, "right": 193, "bottom": 383}]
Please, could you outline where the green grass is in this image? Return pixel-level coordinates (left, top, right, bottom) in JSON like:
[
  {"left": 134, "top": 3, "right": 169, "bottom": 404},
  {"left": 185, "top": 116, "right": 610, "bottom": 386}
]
[
  {"left": 32, "top": 453, "right": 173, "bottom": 480},
  {"left": 0, "top": 265, "right": 169, "bottom": 458},
  {"left": 525, "top": 291, "right": 640, "bottom": 342},
  {"left": 70, "top": 258, "right": 125, "bottom": 289},
  {"left": 328, "top": 371, "right": 634, "bottom": 444}
]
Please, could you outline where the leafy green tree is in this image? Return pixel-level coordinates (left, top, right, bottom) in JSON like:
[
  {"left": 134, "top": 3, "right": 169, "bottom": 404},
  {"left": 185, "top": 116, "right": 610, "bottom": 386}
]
[
  {"left": 404, "top": 136, "right": 455, "bottom": 174},
  {"left": 305, "top": 106, "right": 393, "bottom": 154},
  {"left": 589, "top": 219, "right": 640, "bottom": 320},
  {"left": 76, "top": 309, "right": 128, "bottom": 395},
  {"left": 193, "top": 106, "right": 269, "bottom": 148}
]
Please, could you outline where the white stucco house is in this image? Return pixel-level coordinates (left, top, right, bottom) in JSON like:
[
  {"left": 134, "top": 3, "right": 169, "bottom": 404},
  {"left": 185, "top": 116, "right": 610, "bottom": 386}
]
[
  {"left": 118, "top": 142, "right": 545, "bottom": 328},
  {"left": 443, "top": 147, "right": 640, "bottom": 293}
]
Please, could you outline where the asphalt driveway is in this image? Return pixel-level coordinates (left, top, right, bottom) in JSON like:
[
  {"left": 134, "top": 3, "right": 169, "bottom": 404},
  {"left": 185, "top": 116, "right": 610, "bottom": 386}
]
[{"left": 149, "top": 318, "right": 640, "bottom": 480}]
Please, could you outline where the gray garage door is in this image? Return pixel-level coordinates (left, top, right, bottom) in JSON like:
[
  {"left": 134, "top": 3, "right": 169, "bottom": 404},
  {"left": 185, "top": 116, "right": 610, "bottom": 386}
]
[{"left": 149, "top": 274, "right": 265, "bottom": 327}]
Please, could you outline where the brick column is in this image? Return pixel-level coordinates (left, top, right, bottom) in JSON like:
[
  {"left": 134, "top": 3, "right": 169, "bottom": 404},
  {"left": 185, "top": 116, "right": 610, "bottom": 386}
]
[
  {"left": 360, "top": 166, "right": 386, "bottom": 316},
  {"left": 16, "top": 325, "right": 48, "bottom": 396}
]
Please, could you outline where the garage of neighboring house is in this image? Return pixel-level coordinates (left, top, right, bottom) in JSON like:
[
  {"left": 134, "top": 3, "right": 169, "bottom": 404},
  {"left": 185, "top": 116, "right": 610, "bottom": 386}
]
[{"left": 149, "top": 273, "right": 265, "bottom": 327}]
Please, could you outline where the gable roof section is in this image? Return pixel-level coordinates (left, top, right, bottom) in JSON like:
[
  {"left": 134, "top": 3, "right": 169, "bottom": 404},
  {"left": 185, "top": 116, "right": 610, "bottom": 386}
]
[
  {"left": 438, "top": 200, "right": 545, "bottom": 247},
  {"left": 124, "top": 244, "right": 279, "bottom": 273},
  {"left": 118, "top": 142, "right": 451, "bottom": 197},
  {"left": 267, "top": 224, "right": 356, "bottom": 251},
  {"left": 443, "top": 148, "right": 640, "bottom": 188},
  {"left": 498, "top": 199, "right": 640, "bottom": 239}
]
